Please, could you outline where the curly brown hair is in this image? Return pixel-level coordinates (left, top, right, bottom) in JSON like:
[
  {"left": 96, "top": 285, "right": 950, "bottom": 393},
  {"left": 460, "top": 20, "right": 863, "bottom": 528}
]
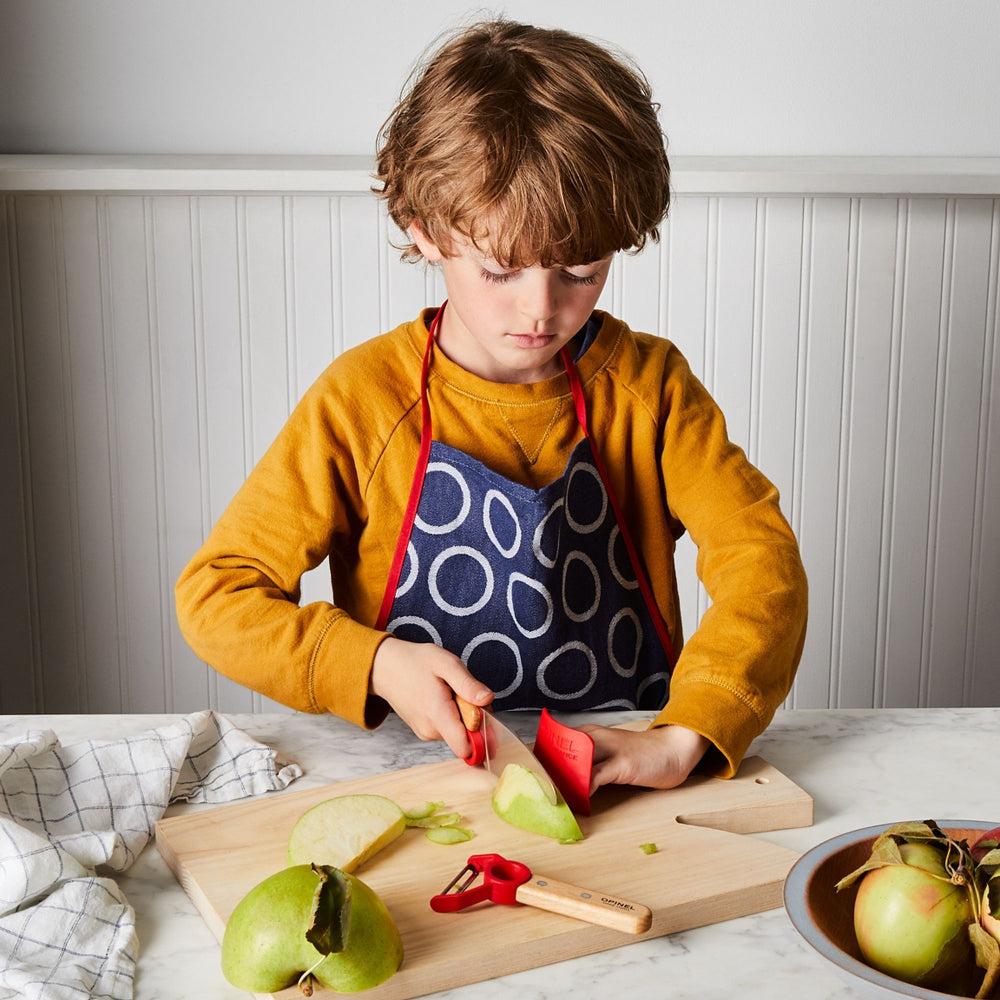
[{"left": 374, "top": 19, "right": 671, "bottom": 268}]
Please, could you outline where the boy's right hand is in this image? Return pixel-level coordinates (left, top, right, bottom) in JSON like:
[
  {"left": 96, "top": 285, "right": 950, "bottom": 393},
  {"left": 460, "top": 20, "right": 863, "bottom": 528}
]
[{"left": 369, "top": 636, "right": 494, "bottom": 760}]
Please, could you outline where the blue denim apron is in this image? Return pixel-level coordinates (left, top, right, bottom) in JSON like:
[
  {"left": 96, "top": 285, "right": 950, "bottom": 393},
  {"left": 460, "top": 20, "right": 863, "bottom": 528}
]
[{"left": 375, "top": 305, "right": 674, "bottom": 711}]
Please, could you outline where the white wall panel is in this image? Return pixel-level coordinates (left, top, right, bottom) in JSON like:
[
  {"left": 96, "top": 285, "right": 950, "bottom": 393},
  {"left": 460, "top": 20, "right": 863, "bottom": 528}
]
[
  {"left": 971, "top": 205, "right": 1000, "bottom": 706},
  {"left": 244, "top": 197, "right": 291, "bottom": 465},
  {"left": 787, "top": 198, "right": 851, "bottom": 707},
  {"left": 0, "top": 196, "right": 38, "bottom": 711},
  {"left": 709, "top": 197, "right": 759, "bottom": 451},
  {"left": 62, "top": 196, "right": 121, "bottom": 711},
  {"left": 926, "top": 199, "right": 995, "bottom": 706},
  {"left": 105, "top": 196, "right": 163, "bottom": 711},
  {"left": 289, "top": 197, "right": 337, "bottom": 399},
  {"left": 338, "top": 196, "right": 386, "bottom": 354},
  {"left": 1, "top": 170, "right": 998, "bottom": 715},
  {"left": 613, "top": 227, "right": 663, "bottom": 338},
  {"left": 18, "top": 195, "right": 81, "bottom": 711},
  {"left": 878, "top": 198, "right": 947, "bottom": 708},
  {"left": 754, "top": 197, "right": 805, "bottom": 512},
  {"left": 836, "top": 198, "right": 899, "bottom": 708}
]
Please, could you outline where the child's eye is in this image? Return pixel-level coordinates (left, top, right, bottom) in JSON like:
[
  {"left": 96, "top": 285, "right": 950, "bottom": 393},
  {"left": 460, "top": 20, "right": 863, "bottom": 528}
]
[
  {"left": 480, "top": 267, "right": 518, "bottom": 285},
  {"left": 563, "top": 271, "right": 600, "bottom": 286}
]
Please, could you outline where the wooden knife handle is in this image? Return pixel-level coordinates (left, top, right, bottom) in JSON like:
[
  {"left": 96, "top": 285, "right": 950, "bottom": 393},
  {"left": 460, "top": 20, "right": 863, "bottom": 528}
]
[
  {"left": 455, "top": 696, "right": 482, "bottom": 732},
  {"left": 515, "top": 874, "right": 652, "bottom": 935}
]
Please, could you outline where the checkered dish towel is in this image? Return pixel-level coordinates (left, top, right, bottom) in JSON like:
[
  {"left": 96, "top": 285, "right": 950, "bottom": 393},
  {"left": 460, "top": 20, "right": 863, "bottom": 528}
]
[{"left": 0, "top": 710, "right": 302, "bottom": 1000}]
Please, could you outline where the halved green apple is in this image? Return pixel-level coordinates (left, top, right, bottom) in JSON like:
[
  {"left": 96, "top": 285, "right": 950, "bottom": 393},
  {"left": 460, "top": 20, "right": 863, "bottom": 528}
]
[{"left": 221, "top": 864, "right": 403, "bottom": 994}]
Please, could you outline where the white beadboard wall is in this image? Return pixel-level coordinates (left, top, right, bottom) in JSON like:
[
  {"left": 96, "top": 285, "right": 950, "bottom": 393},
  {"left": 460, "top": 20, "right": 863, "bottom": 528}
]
[{"left": 1, "top": 156, "right": 998, "bottom": 715}]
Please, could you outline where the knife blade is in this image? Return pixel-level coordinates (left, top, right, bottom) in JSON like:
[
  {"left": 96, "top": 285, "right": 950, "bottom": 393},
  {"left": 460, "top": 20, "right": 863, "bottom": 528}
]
[{"left": 456, "top": 697, "right": 559, "bottom": 805}]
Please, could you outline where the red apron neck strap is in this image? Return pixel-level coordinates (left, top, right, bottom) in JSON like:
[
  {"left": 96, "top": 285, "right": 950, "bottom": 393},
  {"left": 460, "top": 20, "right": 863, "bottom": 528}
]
[
  {"left": 374, "top": 305, "right": 442, "bottom": 630},
  {"left": 560, "top": 344, "right": 676, "bottom": 666},
  {"left": 560, "top": 344, "right": 590, "bottom": 435}
]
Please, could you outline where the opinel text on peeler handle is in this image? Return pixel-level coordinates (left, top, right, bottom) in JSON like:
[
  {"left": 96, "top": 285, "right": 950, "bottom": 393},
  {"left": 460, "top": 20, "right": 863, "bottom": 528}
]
[{"left": 515, "top": 874, "right": 652, "bottom": 935}]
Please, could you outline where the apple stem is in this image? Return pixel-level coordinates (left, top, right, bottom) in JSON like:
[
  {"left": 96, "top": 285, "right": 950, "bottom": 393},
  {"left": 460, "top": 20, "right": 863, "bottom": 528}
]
[{"left": 297, "top": 950, "right": 327, "bottom": 994}]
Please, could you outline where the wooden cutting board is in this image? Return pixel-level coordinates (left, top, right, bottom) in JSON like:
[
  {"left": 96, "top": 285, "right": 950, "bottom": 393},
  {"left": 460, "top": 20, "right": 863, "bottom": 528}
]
[{"left": 155, "top": 749, "right": 812, "bottom": 1000}]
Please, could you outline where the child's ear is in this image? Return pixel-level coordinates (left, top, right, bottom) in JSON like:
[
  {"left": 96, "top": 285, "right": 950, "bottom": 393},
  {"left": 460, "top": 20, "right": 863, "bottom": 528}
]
[{"left": 410, "top": 220, "right": 444, "bottom": 262}]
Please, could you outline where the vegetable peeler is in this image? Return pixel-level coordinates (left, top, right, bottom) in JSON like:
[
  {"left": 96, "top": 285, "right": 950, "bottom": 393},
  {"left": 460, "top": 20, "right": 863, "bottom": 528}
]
[{"left": 429, "top": 853, "right": 651, "bottom": 934}]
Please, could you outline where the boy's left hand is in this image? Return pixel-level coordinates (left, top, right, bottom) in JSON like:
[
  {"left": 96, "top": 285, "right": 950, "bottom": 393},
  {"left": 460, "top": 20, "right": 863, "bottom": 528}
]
[{"left": 578, "top": 723, "right": 711, "bottom": 793}]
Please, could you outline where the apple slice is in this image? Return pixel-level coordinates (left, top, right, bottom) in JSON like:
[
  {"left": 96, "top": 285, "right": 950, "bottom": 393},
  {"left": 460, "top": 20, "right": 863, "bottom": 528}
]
[
  {"left": 492, "top": 762, "right": 583, "bottom": 843},
  {"left": 221, "top": 863, "right": 403, "bottom": 994},
  {"left": 287, "top": 794, "right": 406, "bottom": 871}
]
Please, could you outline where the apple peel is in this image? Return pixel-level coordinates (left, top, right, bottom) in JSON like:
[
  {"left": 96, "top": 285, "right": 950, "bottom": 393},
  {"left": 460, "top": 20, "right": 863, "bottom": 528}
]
[
  {"left": 403, "top": 801, "right": 446, "bottom": 823},
  {"left": 406, "top": 811, "right": 462, "bottom": 829},
  {"left": 426, "top": 826, "right": 474, "bottom": 845},
  {"left": 404, "top": 800, "right": 474, "bottom": 844}
]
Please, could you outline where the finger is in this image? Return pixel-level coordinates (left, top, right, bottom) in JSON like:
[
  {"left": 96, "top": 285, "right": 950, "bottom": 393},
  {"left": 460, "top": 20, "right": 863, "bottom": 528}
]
[
  {"left": 426, "top": 684, "right": 475, "bottom": 760},
  {"left": 579, "top": 724, "right": 617, "bottom": 765},
  {"left": 440, "top": 708, "right": 474, "bottom": 760},
  {"left": 589, "top": 756, "right": 620, "bottom": 794},
  {"left": 448, "top": 673, "right": 493, "bottom": 708},
  {"left": 429, "top": 651, "right": 493, "bottom": 706}
]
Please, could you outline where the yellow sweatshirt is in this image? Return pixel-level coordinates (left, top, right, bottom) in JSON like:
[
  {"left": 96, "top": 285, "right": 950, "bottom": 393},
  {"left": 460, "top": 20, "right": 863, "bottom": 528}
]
[{"left": 175, "top": 310, "right": 807, "bottom": 776}]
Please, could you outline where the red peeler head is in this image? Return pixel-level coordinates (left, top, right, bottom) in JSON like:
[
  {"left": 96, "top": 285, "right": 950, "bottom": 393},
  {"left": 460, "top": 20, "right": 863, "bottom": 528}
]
[{"left": 429, "top": 853, "right": 532, "bottom": 913}]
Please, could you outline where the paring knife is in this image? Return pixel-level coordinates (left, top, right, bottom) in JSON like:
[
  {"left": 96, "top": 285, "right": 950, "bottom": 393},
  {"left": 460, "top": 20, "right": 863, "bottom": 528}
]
[{"left": 456, "top": 697, "right": 559, "bottom": 804}]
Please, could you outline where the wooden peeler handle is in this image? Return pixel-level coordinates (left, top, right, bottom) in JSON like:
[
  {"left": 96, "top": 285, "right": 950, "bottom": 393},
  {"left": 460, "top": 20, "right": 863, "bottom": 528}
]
[{"left": 516, "top": 873, "right": 652, "bottom": 935}]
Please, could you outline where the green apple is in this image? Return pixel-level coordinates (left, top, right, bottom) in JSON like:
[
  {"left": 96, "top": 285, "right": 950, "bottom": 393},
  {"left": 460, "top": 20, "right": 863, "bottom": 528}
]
[
  {"left": 492, "top": 763, "right": 583, "bottom": 843},
  {"left": 853, "top": 841, "right": 976, "bottom": 992},
  {"left": 288, "top": 794, "right": 406, "bottom": 871},
  {"left": 221, "top": 864, "right": 403, "bottom": 995}
]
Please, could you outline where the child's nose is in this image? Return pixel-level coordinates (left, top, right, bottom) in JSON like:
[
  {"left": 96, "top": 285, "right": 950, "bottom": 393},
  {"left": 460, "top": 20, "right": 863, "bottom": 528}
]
[{"left": 520, "top": 272, "right": 559, "bottom": 328}]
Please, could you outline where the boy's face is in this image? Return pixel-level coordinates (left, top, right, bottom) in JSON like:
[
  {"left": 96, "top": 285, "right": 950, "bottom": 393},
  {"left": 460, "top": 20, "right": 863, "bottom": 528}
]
[{"left": 412, "top": 225, "right": 612, "bottom": 384}]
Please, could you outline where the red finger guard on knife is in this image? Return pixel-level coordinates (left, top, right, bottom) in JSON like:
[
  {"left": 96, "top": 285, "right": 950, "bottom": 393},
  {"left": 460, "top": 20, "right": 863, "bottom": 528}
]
[{"left": 532, "top": 709, "right": 595, "bottom": 816}]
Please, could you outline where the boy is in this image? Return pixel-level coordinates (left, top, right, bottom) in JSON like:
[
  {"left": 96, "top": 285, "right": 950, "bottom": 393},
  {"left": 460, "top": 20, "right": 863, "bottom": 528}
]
[{"left": 176, "top": 20, "right": 807, "bottom": 794}]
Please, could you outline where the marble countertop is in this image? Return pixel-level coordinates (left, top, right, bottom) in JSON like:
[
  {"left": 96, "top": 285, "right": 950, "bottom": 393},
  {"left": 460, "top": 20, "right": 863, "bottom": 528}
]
[{"left": 1, "top": 706, "right": 995, "bottom": 999}]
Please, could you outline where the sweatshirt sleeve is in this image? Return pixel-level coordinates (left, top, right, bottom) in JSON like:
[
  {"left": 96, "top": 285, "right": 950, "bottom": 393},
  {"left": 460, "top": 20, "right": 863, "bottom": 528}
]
[
  {"left": 648, "top": 348, "right": 808, "bottom": 776},
  {"left": 174, "top": 367, "right": 392, "bottom": 729}
]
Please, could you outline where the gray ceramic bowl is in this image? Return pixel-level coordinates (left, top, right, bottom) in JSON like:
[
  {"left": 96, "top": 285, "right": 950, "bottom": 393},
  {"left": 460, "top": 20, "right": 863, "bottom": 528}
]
[{"left": 783, "top": 821, "right": 995, "bottom": 1000}]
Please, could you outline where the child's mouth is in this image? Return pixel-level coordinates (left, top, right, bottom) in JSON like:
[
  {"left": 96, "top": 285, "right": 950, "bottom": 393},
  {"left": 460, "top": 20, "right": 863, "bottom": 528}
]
[{"left": 508, "top": 333, "right": 556, "bottom": 349}]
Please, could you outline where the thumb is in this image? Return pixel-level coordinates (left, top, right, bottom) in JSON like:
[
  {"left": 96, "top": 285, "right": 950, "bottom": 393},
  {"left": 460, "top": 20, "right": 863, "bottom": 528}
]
[{"left": 443, "top": 666, "right": 494, "bottom": 709}]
